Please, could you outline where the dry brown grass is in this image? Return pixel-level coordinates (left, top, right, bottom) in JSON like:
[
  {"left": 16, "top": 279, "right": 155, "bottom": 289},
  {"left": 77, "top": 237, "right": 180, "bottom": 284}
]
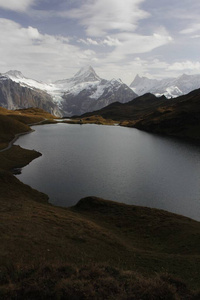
[
  {"left": 0, "top": 107, "right": 56, "bottom": 149},
  {"left": 0, "top": 145, "right": 41, "bottom": 172},
  {"left": 0, "top": 106, "right": 200, "bottom": 298},
  {"left": 66, "top": 115, "right": 116, "bottom": 125},
  {"left": 0, "top": 263, "right": 199, "bottom": 299}
]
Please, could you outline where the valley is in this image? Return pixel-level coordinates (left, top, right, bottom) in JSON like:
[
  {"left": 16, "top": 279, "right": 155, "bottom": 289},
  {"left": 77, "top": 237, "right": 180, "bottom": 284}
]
[
  {"left": 1, "top": 0, "right": 200, "bottom": 298},
  {"left": 0, "top": 107, "right": 200, "bottom": 298}
]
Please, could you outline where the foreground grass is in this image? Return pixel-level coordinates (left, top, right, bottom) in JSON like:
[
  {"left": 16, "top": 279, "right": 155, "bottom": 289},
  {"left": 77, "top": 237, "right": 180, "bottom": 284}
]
[
  {"left": 1, "top": 263, "right": 199, "bottom": 299},
  {"left": 1, "top": 171, "right": 200, "bottom": 292},
  {"left": 0, "top": 106, "right": 200, "bottom": 298}
]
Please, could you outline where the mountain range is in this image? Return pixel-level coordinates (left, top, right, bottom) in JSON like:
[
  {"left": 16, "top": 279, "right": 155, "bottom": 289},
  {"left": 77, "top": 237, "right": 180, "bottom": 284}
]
[
  {"left": 1, "top": 67, "right": 200, "bottom": 117},
  {"left": 80, "top": 88, "right": 200, "bottom": 140},
  {"left": 130, "top": 73, "right": 200, "bottom": 98},
  {"left": 0, "top": 67, "right": 137, "bottom": 116}
]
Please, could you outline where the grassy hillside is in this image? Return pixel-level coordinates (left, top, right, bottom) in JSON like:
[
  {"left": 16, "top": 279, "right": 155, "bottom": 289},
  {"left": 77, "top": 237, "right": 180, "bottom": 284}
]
[
  {"left": 133, "top": 89, "right": 200, "bottom": 140},
  {"left": 76, "top": 90, "right": 200, "bottom": 140},
  {"left": 1, "top": 182, "right": 200, "bottom": 297},
  {"left": 0, "top": 107, "right": 56, "bottom": 150},
  {"left": 0, "top": 106, "right": 200, "bottom": 298}
]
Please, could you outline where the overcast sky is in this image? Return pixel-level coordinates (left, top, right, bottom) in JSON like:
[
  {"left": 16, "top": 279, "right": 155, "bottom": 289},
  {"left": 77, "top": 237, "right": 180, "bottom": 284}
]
[{"left": 0, "top": 0, "right": 199, "bottom": 84}]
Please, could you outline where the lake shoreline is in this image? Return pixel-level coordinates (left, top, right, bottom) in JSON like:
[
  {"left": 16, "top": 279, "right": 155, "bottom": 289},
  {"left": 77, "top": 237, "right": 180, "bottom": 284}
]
[
  {"left": 15, "top": 121, "right": 200, "bottom": 221},
  {"left": 1, "top": 111, "right": 200, "bottom": 296}
]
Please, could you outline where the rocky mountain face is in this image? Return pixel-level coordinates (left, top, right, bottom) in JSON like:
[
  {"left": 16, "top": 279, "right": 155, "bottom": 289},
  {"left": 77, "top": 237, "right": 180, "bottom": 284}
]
[
  {"left": 130, "top": 73, "right": 200, "bottom": 98},
  {"left": 2, "top": 67, "right": 137, "bottom": 117},
  {"left": 0, "top": 74, "right": 62, "bottom": 116},
  {"left": 52, "top": 66, "right": 137, "bottom": 116}
]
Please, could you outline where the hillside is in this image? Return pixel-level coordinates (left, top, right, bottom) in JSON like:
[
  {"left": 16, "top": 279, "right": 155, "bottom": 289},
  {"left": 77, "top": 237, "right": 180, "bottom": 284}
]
[
  {"left": 0, "top": 107, "right": 56, "bottom": 150},
  {"left": 133, "top": 89, "right": 200, "bottom": 140},
  {"left": 79, "top": 89, "right": 200, "bottom": 140},
  {"left": 0, "top": 107, "right": 200, "bottom": 298}
]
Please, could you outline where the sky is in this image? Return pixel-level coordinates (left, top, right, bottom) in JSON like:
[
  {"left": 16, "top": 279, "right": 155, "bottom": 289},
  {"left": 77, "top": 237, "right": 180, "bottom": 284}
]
[{"left": 0, "top": 0, "right": 200, "bottom": 84}]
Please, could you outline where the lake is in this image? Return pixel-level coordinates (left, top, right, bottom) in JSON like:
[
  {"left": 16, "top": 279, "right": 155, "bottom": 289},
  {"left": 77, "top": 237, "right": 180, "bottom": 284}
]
[{"left": 14, "top": 123, "right": 200, "bottom": 221}]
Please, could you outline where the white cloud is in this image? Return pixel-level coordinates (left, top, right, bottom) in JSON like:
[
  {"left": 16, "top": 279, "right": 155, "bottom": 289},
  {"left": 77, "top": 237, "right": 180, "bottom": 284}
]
[
  {"left": 0, "top": 0, "right": 35, "bottom": 12},
  {"left": 0, "top": 18, "right": 97, "bottom": 81},
  {"left": 191, "top": 35, "right": 200, "bottom": 39},
  {"left": 168, "top": 61, "right": 200, "bottom": 72},
  {"left": 180, "top": 23, "right": 200, "bottom": 34},
  {"left": 101, "top": 30, "right": 172, "bottom": 64},
  {"left": 0, "top": 17, "right": 174, "bottom": 85},
  {"left": 62, "top": 0, "right": 149, "bottom": 37},
  {"left": 78, "top": 38, "right": 99, "bottom": 46},
  {"left": 94, "top": 58, "right": 170, "bottom": 84},
  {"left": 78, "top": 36, "right": 121, "bottom": 47},
  {"left": 61, "top": 0, "right": 172, "bottom": 69},
  {"left": 103, "top": 36, "right": 121, "bottom": 46}
]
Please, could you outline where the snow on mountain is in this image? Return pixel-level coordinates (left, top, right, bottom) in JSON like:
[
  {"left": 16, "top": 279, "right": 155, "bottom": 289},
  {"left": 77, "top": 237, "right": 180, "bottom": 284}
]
[
  {"left": 52, "top": 67, "right": 102, "bottom": 101},
  {"left": 3, "top": 70, "right": 58, "bottom": 96},
  {"left": 3, "top": 70, "right": 65, "bottom": 104},
  {"left": 0, "top": 73, "right": 62, "bottom": 116},
  {"left": 1, "top": 67, "right": 137, "bottom": 116},
  {"left": 56, "top": 67, "right": 137, "bottom": 116},
  {"left": 130, "top": 74, "right": 200, "bottom": 98},
  {"left": 72, "top": 66, "right": 101, "bottom": 83}
]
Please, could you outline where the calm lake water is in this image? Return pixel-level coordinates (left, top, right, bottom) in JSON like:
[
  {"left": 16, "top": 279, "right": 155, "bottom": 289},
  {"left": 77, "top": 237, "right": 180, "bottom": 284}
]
[{"left": 14, "top": 123, "right": 200, "bottom": 221}]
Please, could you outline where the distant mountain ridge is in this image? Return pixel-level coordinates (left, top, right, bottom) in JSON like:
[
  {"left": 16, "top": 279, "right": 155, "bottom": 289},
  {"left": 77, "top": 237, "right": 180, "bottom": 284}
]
[
  {"left": 1, "top": 67, "right": 137, "bottom": 116},
  {"left": 130, "top": 73, "right": 200, "bottom": 98},
  {"left": 81, "top": 88, "right": 200, "bottom": 140}
]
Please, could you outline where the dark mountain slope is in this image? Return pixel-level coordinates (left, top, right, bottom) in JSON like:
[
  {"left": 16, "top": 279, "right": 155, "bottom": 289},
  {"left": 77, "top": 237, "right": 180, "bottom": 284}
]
[
  {"left": 80, "top": 93, "right": 169, "bottom": 121},
  {"left": 79, "top": 89, "right": 200, "bottom": 140},
  {"left": 134, "top": 89, "right": 200, "bottom": 139}
]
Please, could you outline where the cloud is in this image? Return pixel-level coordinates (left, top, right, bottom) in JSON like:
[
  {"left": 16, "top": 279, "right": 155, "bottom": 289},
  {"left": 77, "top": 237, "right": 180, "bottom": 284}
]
[
  {"left": 78, "top": 36, "right": 121, "bottom": 47},
  {"left": 168, "top": 61, "right": 200, "bottom": 72},
  {"left": 62, "top": 0, "right": 149, "bottom": 37},
  {"left": 101, "top": 30, "right": 172, "bottom": 64},
  {"left": 0, "top": 16, "right": 174, "bottom": 85},
  {"left": 0, "top": 0, "right": 35, "bottom": 12},
  {"left": 94, "top": 58, "right": 171, "bottom": 84},
  {"left": 60, "top": 0, "right": 172, "bottom": 68},
  {"left": 78, "top": 38, "right": 99, "bottom": 46},
  {"left": 0, "top": 18, "right": 97, "bottom": 81},
  {"left": 180, "top": 23, "right": 200, "bottom": 35},
  {"left": 103, "top": 36, "right": 121, "bottom": 46}
]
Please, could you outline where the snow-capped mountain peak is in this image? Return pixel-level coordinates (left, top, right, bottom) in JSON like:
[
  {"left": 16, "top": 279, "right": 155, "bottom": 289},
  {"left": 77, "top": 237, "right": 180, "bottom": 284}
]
[
  {"left": 131, "top": 74, "right": 144, "bottom": 85},
  {"left": 3, "top": 70, "right": 56, "bottom": 94},
  {"left": 73, "top": 66, "right": 101, "bottom": 83},
  {"left": 130, "top": 73, "right": 200, "bottom": 98},
  {"left": 1, "top": 66, "right": 137, "bottom": 116},
  {"left": 130, "top": 74, "right": 159, "bottom": 95},
  {"left": 5, "top": 70, "right": 25, "bottom": 79}
]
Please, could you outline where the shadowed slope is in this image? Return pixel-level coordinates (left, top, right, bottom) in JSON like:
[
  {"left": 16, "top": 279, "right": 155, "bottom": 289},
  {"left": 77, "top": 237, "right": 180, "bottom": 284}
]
[{"left": 78, "top": 90, "right": 200, "bottom": 140}]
